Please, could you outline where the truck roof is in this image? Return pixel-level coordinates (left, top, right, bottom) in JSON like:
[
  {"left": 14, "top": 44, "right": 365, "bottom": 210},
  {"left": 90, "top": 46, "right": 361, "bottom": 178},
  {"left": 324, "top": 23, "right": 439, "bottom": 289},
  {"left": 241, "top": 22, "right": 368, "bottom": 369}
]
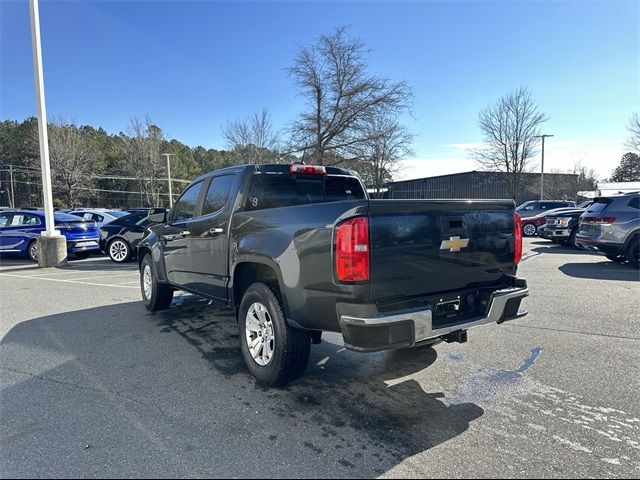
[{"left": 192, "top": 163, "right": 358, "bottom": 184}]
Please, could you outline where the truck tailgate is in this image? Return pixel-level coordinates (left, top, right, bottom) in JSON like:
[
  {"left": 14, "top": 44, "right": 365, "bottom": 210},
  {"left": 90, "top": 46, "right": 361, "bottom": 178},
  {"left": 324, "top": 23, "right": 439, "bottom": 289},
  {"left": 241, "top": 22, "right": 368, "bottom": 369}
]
[{"left": 368, "top": 199, "right": 517, "bottom": 305}]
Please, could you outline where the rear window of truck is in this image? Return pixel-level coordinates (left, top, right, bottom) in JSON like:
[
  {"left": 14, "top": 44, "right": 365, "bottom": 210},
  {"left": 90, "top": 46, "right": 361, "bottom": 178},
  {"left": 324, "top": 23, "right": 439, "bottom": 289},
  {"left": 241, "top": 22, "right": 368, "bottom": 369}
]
[{"left": 244, "top": 173, "right": 366, "bottom": 211}]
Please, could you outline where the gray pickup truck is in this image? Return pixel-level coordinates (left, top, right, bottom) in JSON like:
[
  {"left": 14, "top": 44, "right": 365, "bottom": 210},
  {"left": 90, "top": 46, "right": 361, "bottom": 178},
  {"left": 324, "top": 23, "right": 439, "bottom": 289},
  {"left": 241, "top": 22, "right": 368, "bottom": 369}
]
[{"left": 138, "top": 164, "right": 529, "bottom": 385}]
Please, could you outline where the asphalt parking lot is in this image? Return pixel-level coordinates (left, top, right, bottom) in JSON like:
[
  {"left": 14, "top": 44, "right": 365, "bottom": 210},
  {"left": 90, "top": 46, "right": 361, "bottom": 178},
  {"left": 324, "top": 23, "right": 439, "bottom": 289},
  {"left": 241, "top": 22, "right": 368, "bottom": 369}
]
[{"left": 1, "top": 238, "right": 639, "bottom": 478}]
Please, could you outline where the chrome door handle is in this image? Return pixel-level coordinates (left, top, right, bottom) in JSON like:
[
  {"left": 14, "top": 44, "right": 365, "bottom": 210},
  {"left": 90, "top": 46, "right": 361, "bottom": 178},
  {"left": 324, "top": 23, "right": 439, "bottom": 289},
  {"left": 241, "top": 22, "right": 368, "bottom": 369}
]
[
  {"left": 162, "top": 231, "right": 190, "bottom": 241},
  {"left": 206, "top": 228, "right": 224, "bottom": 236}
]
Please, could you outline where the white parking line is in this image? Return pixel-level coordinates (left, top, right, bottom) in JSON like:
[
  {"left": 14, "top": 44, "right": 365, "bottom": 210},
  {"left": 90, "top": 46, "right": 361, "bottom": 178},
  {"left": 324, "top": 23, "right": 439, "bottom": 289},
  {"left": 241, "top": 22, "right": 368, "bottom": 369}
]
[
  {"left": 56, "top": 272, "right": 138, "bottom": 281},
  {"left": 0, "top": 272, "right": 138, "bottom": 289}
]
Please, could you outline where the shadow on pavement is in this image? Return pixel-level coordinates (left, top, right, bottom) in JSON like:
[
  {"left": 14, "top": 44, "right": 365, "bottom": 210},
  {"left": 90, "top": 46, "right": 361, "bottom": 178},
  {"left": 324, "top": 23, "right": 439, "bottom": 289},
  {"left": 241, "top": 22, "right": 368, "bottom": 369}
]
[
  {"left": 0, "top": 256, "right": 135, "bottom": 274},
  {"left": 532, "top": 245, "right": 598, "bottom": 256},
  {"left": 1, "top": 296, "right": 483, "bottom": 477},
  {"left": 559, "top": 261, "right": 639, "bottom": 281}
]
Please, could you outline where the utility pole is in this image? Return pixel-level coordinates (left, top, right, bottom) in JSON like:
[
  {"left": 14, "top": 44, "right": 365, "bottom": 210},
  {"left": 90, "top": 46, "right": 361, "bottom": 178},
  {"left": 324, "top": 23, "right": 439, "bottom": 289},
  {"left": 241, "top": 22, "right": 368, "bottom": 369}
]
[
  {"left": 534, "top": 134, "right": 554, "bottom": 200},
  {"left": 162, "top": 153, "right": 174, "bottom": 208},
  {"left": 29, "top": 0, "right": 66, "bottom": 266},
  {"left": 9, "top": 165, "right": 15, "bottom": 208}
]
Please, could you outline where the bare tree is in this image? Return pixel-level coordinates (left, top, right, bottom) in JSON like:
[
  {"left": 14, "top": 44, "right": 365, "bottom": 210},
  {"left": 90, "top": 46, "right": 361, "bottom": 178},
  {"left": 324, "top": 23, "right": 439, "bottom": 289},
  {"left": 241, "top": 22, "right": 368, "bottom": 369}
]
[
  {"left": 122, "top": 117, "right": 165, "bottom": 206},
  {"left": 222, "top": 109, "right": 281, "bottom": 164},
  {"left": 348, "top": 114, "right": 413, "bottom": 196},
  {"left": 625, "top": 111, "right": 640, "bottom": 152},
  {"left": 471, "top": 87, "right": 547, "bottom": 198},
  {"left": 286, "top": 26, "right": 412, "bottom": 165},
  {"left": 31, "top": 118, "right": 99, "bottom": 207}
]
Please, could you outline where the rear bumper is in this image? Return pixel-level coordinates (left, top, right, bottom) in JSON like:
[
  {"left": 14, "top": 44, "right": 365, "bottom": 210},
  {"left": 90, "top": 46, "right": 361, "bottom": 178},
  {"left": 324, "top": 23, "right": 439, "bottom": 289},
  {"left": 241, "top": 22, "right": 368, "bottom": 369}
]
[
  {"left": 339, "top": 282, "right": 529, "bottom": 352},
  {"left": 575, "top": 236, "right": 625, "bottom": 256},
  {"left": 66, "top": 237, "right": 101, "bottom": 252}
]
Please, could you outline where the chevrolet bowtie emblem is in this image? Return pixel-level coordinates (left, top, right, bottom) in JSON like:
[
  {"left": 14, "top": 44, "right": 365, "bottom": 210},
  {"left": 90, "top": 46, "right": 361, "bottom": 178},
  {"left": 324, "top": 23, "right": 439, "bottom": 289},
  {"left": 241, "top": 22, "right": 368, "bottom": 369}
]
[{"left": 440, "top": 236, "right": 469, "bottom": 252}]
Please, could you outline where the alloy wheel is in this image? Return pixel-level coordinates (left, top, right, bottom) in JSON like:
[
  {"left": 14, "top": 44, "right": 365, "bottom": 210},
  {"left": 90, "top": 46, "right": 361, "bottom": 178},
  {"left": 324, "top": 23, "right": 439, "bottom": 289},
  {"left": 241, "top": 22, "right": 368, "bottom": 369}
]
[
  {"left": 523, "top": 224, "right": 536, "bottom": 236},
  {"left": 109, "top": 240, "right": 128, "bottom": 262},
  {"left": 29, "top": 241, "right": 38, "bottom": 261},
  {"left": 142, "top": 264, "right": 153, "bottom": 300},
  {"left": 245, "top": 302, "right": 275, "bottom": 366}
]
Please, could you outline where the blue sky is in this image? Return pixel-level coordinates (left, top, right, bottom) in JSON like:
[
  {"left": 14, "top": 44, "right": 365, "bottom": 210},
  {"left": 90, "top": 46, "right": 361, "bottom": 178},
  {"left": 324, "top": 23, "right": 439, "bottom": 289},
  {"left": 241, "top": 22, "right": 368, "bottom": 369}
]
[{"left": 1, "top": 0, "right": 638, "bottom": 180}]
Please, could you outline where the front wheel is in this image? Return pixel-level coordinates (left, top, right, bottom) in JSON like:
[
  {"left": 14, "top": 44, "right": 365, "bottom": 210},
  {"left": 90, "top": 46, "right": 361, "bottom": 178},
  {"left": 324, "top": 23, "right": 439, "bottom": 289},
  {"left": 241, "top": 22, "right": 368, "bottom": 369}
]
[
  {"left": 569, "top": 229, "right": 579, "bottom": 248},
  {"left": 239, "top": 282, "right": 310, "bottom": 386},
  {"left": 108, "top": 238, "right": 131, "bottom": 263},
  {"left": 522, "top": 223, "right": 537, "bottom": 237},
  {"left": 140, "top": 254, "right": 173, "bottom": 311},
  {"left": 626, "top": 238, "right": 639, "bottom": 269}
]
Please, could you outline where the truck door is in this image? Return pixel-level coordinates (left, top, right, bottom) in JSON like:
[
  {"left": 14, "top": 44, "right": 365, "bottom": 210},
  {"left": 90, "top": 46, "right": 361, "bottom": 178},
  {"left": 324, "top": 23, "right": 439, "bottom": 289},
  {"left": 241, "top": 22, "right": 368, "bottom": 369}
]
[
  {"left": 189, "top": 173, "right": 238, "bottom": 301},
  {"left": 161, "top": 180, "right": 205, "bottom": 291}
]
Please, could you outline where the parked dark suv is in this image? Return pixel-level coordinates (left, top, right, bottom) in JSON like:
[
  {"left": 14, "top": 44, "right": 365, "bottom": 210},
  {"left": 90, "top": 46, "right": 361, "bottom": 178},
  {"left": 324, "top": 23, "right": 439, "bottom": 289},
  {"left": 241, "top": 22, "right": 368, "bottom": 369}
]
[
  {"left": 576, "top": 193, "right": 640, "bottom": 268},
  {"left": 516, "top": 200, "right": 575, "bottom": 218},
  {"left": 539, "top": 203, "right": 593, "bottom": 247}
]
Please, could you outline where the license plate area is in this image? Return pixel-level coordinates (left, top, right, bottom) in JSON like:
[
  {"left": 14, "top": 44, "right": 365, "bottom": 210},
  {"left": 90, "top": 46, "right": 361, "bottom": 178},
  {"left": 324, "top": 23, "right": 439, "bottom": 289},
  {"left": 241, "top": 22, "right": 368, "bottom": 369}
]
[
  {"left": 436, "top": 299, "right": 460, "bottom": 316},
  {"left": 431, "top": 289, "right": 493, "bottom": 328}
]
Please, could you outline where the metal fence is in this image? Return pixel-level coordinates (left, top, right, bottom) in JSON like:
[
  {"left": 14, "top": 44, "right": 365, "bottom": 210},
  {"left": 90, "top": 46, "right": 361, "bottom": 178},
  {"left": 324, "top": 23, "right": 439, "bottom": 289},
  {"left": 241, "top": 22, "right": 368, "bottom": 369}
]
[
  {"left": 0, "top": 164, "right": 191, "bottom": 209},
  {"left": 385, "top": 171, "right": 580, "bottom": 204}
]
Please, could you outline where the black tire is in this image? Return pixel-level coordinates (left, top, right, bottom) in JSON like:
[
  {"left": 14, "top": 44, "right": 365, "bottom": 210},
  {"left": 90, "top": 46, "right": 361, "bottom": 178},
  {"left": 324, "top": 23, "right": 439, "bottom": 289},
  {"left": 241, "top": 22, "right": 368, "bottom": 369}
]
[
  {"left": 569, "top": 229, "right": 579, "bottom": 248},
  {"left": 522, "top": 223, "right": 537, "bottom": 237},
  {"left": 74, "top": 251, "right": 91, "bottom": 260},
  {"left": 27, "top": 240, "right": 38, "bottom": 262},
  {"left": 107, "top": 238, "right": 131, "bottom": 263},
  {"left": 626, "top": 238, "right": 639, "bottom": 269},
  {"left": 239, "top": 282, "right": 310, "bottom": 387},
  {"left": 140, "top": 254, "right": 173, "bottom": 311}
]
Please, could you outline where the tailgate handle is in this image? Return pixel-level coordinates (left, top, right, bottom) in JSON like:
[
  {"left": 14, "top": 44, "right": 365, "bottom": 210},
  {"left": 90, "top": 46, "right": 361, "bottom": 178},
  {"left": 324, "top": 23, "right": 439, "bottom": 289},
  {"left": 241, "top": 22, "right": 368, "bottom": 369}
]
[{"left": 442, "top": 216, "right": 465, "bottom": 232}]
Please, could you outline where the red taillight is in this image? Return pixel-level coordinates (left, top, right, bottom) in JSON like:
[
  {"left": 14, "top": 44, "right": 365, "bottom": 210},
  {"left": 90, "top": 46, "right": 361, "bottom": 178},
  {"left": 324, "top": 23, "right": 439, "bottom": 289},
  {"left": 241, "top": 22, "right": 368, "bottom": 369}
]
[
  {"left": 581, "top": 216, "right": 617, "bottom": 225},
  {"left": 335, "top": 216, "right": 370, "bottom": 283},
  {"left": 290, "top": 164, "right": 326, "bottom": 175},
  {"left": 514, "top": 212, "right": 523, "bottom": 265}
]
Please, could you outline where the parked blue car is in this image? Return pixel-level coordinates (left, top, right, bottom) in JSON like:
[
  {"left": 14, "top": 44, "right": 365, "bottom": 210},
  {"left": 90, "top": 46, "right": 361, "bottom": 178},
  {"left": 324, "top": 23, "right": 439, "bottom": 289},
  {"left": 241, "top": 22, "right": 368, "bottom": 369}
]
[{"left": 0, "top": 209, "right": 101, "bottom": 261}]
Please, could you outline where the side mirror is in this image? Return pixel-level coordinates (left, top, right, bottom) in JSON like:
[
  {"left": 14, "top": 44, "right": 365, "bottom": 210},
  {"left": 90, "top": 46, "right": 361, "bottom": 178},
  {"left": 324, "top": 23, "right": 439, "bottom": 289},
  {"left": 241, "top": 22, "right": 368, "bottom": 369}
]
[{"left": 148, "top": 208, "right": 167, "bottom": 224}]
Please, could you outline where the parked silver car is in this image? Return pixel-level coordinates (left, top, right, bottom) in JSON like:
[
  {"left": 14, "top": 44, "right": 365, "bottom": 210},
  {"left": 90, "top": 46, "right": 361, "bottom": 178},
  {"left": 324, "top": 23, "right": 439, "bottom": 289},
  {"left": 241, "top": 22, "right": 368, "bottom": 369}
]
[{"left": 576, "top": 193, "right": 640, "bottom": 269}]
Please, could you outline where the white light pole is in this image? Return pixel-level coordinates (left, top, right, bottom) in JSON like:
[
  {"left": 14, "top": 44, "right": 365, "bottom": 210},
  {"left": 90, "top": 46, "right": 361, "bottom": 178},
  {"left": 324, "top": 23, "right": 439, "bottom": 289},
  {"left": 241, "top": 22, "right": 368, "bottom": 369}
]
[
  {"left": 30, "top": 0, "right": 66, "bottom": 266},
  {"left": 162, "top": 153, "right": 174, "bottom": 208},
  {"left": 534, "top": 134, "right": 554, "bottom": 200},
  {"left": 29, "top": 0, "right": 57, "bottom": 236}
]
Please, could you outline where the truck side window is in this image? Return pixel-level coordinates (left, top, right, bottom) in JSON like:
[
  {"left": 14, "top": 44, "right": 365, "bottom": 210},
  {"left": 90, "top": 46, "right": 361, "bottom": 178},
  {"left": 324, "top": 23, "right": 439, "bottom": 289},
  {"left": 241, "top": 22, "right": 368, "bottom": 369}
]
[
  {"left": 628, "top": 197, "right": 639, "bottom": 209},
  {"left": 172, "top": 180, "right": 204, "bottom": 222},
  {"left": 202, "top": 175, "right": 235, "bottom": 215}
]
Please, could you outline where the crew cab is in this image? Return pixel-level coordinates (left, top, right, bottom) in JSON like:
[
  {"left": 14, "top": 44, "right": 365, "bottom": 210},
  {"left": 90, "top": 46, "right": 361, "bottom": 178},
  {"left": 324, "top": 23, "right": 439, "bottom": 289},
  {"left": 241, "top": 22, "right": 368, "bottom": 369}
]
[{"left": 138, "top": 164, "right": 529, "bottom": 385}]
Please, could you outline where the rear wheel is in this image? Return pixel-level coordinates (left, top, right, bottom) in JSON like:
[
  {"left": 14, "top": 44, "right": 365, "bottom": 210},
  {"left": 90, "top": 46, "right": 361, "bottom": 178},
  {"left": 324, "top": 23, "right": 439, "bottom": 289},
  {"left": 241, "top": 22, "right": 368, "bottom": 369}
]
[
  {"left": 239, "top": 282, "right": 310, "bottom": 386},
  {"left": 140, "top": 254, "right": 173, "bottom": 311},
  {"left": 108, "top": 238, "right": 131, "bottom": 263},
  {"left": 522, "top": 223, "right": 537, "bottom": 237},
  {"left": 626, "top": 238, "right": 639, "bottom": 269},
  {"left": 27, "top": 240, "right": 38, "bottom": 262}
]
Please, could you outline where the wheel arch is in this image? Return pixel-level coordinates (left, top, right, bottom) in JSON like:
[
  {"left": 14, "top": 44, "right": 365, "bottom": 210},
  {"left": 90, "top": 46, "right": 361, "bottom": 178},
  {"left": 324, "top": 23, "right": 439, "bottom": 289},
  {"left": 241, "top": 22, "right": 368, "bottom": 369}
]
[{"left": 231, "top": 258, "right": 290, "bottom": 322}]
